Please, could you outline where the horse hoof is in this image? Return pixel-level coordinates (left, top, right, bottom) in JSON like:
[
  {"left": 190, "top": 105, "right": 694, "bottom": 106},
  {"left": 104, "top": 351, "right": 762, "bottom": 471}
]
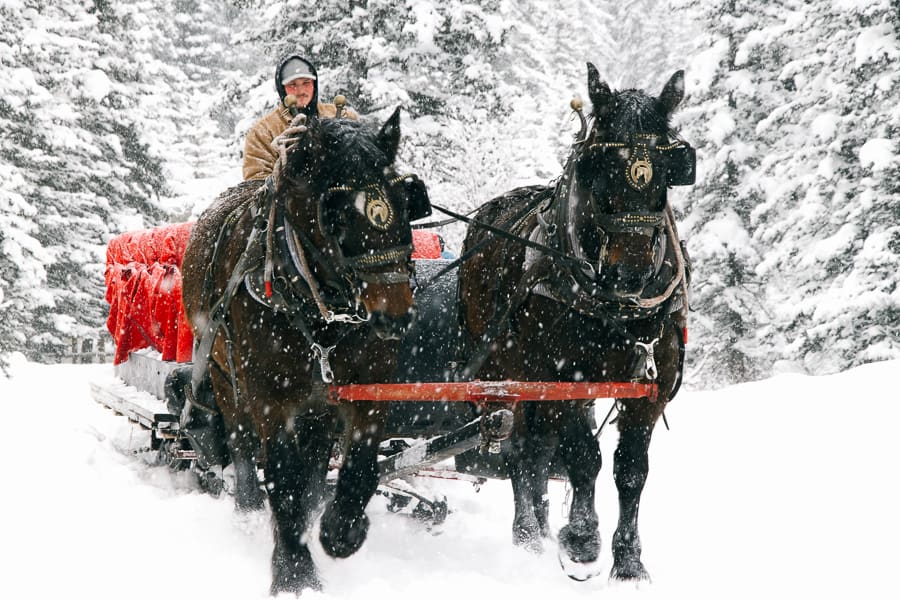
[
  {"left": 271, "top": 549, "right": 321, "bottom": 595},
  {"left": 558, "top": 523, "right": 600, "bottom": 563},
  {"left": 557, "top": 522, "right": 602, "bottom": 580},
  {"left": 319, "top": 512, "right": 370, "bottom": 559},
  {"left": 512, "top": 517, "right": 545, "bottom": 553},
  {"left": 270, "top": 575, "right": 321, "bottom": 596},
  {"left": 233, "top": 486, "right": 266, "bottom": 513},
  {"left": 513, "top": 531, "right": 545, "bottom": 554},
  {"left": 610, "top": 559, "right": 651, "bottom": 583}
]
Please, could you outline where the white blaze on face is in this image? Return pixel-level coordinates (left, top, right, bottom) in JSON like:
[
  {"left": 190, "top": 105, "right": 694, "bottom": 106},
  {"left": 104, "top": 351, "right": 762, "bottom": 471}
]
[{"left": 354, "top": 190, "right": 367, "bottom": 215}]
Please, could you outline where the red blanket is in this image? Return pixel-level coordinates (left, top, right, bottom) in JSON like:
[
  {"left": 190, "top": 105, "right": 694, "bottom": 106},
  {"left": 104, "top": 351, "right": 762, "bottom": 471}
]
[
  {"left": 105, "top": 224, "right": 442, "bottom": 365},
  {"left": 105, "top": 222, "right": 194, "bottom": 364}
]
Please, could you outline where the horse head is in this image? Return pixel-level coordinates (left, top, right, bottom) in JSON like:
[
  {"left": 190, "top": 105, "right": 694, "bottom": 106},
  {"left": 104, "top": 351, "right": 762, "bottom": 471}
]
[
  {"left": 571, "top": 63, "right": 692, "bottom": 299},
  {"left": 277, "top": 108, "right": 431, "bottom": 339}
]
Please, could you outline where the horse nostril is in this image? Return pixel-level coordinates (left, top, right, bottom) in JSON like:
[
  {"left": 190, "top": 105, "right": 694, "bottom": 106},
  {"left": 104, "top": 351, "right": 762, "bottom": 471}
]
[{"left": 607, "top": 263, "right": 651, "bottom": 296}]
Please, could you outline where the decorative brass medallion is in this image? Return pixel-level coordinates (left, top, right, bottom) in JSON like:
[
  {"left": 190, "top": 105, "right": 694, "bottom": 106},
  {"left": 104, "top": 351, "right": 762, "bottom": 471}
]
[
  {"left": 626, "top": 143, "right": 654, "bottom": 191},
  {"left": 365, "top": 191, "right": 394, "bottom": 230},
  {"left": 628, "top": 159, "right": 653, "bottom": 189}
]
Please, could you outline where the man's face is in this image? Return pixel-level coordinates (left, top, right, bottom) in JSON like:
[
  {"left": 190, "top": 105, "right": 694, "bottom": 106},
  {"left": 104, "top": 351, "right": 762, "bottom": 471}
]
[{"left": 284, "top": 78, "right": 315, "bottom": 108}]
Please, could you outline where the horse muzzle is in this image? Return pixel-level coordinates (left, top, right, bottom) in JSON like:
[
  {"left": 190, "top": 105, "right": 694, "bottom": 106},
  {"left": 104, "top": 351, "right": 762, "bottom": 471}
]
[
  {"left": 603, "top": 263, "right": 656, "bottom": 299},
  {"left": 355, "top": 269, "right": 417, "bottom": 340},
  {"left": 368, "top": 305, "right": 416, "bottom": 340}
]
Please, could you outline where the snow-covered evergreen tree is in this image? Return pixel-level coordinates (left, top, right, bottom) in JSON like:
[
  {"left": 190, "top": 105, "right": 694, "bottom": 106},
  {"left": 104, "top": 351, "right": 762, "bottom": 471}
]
[
  {"left": 0, "top": 0, "right": 253, "bottom": 370},
  {"left": 1, "top": 0, "right": 168, "bottom": 368},
  {"left": 749, "top": 0, "right": 899, "bottom": 375},
  {"left": 669, "top": 0, "right": 771, "bottom": 386},
  {"left": 675, "top": 0, "right": 899, "bottom": 385}
]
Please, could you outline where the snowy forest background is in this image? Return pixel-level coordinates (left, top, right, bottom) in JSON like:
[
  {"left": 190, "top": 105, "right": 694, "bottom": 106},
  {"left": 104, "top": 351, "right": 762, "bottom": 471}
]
[{"left": 1, "top": 0, "right": 898, "bottom": 388}]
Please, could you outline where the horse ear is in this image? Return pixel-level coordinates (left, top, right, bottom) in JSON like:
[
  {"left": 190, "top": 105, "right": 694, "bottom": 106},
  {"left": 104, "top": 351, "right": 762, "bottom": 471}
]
[
  {"left": 658, "top": 70, "right": 685, "bottom": 116},
  {"left": 587, "top": 62, "right": 612, "bottom": 116},
  {"left": 377, "top": 107, "right": 402, "bottom": 162}
]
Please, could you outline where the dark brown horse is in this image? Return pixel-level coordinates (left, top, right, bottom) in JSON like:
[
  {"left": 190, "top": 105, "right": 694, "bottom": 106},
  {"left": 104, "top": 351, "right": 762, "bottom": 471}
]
[
  {"left": 459, "top": 64, "right": 693, "bottom": 582},
  {"left": 181, "top": 109, "right": 431, "bottom": 594}
]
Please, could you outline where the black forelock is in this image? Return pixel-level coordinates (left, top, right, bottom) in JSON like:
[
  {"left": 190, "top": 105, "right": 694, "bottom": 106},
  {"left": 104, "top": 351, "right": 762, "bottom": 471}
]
[
  {"left": 318, "top": 118, "right": 391, "bottom": 184},
  {"left": 600, "top": 89, "right": 670, "bottom": 139}
]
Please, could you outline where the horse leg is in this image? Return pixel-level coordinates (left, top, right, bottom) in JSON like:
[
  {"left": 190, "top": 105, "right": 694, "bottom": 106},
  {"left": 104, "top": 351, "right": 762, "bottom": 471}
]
[
  {"left": 265, "top": 413, "right": 334, "bottom": 595},
  {"left": 610, "top": 422, "right": 653, "bottom": 582},
  {"left": 529, "top": 405, "right": 556, "bottom": 539},
  {"left": 531, "top": 461, "right": 551, "bottom": 538},
  {"left": 319, "top": 403, "right": 386, "bottom": 559},
  {"left": 208, "top": 368, "right": 265, "bottom": 511},
  {"left": 611, "top": 323, "right": 678, "bottom": 582},
  {"left": 506, "top": 403, "right": 554, "bottom": 552},
  {"left": 556, "top": 402, "right": 603, "bottom": 576},
  {"left": 226, "top": 424, "right": 265, "bottom": 511}
]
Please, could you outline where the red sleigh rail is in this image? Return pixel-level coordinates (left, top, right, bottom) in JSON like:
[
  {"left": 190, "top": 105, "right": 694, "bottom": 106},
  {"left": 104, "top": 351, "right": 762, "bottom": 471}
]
[{"left": 332, "top": 380, "right": 659, "bottom": 403}]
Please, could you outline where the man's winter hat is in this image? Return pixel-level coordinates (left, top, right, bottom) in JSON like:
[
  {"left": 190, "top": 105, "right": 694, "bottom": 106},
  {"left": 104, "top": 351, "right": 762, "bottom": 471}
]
[{"left": 281, "top": 58, "right": 317, "bottom": 84}]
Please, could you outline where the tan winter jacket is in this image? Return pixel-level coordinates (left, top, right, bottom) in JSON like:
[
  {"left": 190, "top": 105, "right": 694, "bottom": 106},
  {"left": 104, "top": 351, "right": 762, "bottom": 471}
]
[{"left": 242, "top": 102, "right": 358, "bottom": 181}]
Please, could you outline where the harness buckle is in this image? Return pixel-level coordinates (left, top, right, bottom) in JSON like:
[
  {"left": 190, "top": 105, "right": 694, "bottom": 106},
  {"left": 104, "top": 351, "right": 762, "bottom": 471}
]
[
  {"left": 324, "top": 310, "right": 369, "bottom": 324},
  {"left": 634, "top": 338, "right": 659, "bottom": 381},
  {"left": 311, "top": 343, "right": 336, "bottom": 384},
  {"left": 580, "top": 259, "right": 596, "bottom": 279},
  {"left": 536, "top": 210, "right": 557, "bottom": 237}
]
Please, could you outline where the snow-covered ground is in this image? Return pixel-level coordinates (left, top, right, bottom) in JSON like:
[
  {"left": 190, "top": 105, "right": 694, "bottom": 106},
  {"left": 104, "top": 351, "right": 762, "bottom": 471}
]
[{"left": 2, "top": 356, "right": 898, "bottom": 599}]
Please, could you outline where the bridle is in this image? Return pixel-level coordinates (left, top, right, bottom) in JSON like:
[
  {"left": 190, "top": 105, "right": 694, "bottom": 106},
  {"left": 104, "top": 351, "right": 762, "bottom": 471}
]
[
  {"left": 549, "top": 130, "right": 692, "bottom": 289},
  {"left": 319, "top": 175, "right": 419, "bottom": 288},
  {"left": 266, "top": 173, "right": 424, "bottom": 324}
]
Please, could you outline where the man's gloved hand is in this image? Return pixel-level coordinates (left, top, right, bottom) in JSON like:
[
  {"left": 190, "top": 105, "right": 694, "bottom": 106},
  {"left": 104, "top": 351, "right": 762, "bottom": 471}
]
[{"left": 272, "top": 114, "right": 308, "bottom": 153}]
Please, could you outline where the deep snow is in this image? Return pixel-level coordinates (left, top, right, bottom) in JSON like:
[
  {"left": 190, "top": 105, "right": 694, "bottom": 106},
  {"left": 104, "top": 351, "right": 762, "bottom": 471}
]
[{"left": 2, "top": 356, "right": 898, "bottom": 599}]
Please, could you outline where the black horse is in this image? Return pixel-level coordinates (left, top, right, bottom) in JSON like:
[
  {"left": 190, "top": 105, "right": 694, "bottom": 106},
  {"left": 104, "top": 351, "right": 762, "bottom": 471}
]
[
  {"left": 180, "top": 109, "right": 431, "bottom": 594},
  {"left": 459, "top": 64, "right": 693, "bottom": 581}
]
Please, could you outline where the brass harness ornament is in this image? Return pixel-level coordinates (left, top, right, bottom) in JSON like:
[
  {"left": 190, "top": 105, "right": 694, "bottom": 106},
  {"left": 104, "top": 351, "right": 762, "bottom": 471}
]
[
  {"left": 326, "top": 183, "right": 396, "bottom": 230},
  {"left": 364, "top": 189, "right": 394, "bottom": 231},
  {"left": 627, "top": 146, "right": 654, "bottom": 191}
]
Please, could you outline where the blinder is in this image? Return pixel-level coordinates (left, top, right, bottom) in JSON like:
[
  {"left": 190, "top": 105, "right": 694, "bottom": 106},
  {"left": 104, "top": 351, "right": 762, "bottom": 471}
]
[
  {"left": 664, "top": 143, "right": 696, "bottom": 187},
  {"left": 395, "top": 174, "right": 432, "bottom": 221}
]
